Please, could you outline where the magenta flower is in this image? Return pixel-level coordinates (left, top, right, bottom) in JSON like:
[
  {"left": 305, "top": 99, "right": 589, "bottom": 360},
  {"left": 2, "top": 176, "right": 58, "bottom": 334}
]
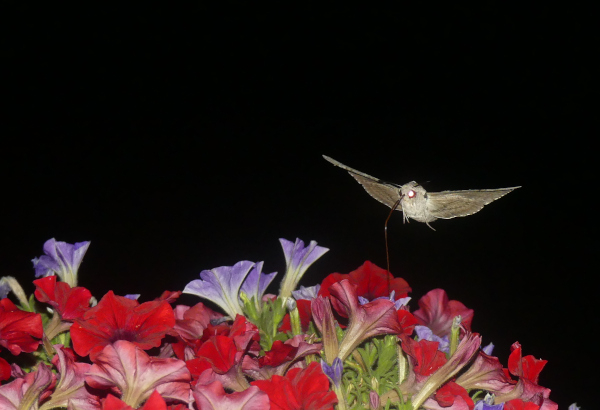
[
  {"left": 31, "top": 238, "right": 90, "bottom": 287},
  {"left": 413, "top": 288, "right": 474, "bottom": 338},
  {"left": 0, "top": 363, "right": 53, "bottom": 410}
]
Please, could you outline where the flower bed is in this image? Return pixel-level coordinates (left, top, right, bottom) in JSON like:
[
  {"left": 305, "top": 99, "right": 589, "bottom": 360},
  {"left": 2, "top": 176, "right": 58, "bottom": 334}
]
[{"left": 0, "top": 238, "right": 574, "bottom": 409}]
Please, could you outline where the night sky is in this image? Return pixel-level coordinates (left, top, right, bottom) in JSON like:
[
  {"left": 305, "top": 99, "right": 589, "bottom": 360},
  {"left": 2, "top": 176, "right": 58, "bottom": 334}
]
[{"left": 3, "top": 4, "right": 595, "bottom": 408}]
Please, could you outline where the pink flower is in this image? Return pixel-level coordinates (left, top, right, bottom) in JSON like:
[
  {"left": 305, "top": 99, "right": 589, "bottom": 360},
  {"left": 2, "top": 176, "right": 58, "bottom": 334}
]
[
  {"left": 192, "top": 380, "right": 269, "bottom": 410},
  {"left": 86, "top": 340, "right": 191, "bottom": 408}
]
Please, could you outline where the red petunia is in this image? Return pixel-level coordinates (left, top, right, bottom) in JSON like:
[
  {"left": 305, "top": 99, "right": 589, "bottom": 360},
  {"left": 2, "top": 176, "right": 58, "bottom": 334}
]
[
  {"left": 412, "top": 288, "right": 473, "bottom": 338},
  {"left": 102, "top": 390, "right": 168, "bottom": 410},
  {"left": 251, "top": 361, "right": 337, "bottom": 410},
  {"left": 319, "top": 261, "right": 411, "bottom": 300},
  {"left": 70, "top": 291, "right": 175, "bottom": 361},
  {"left": 400, "top": 335, "right": 447, "bottom": 378},
  {"left": 0, "top": 298, "right": 43, "bottom": 355},
  {"left": 33, "top": 275, "right": 92, "bottom": 321},
  {"left": 504, "top": 398, "right": 541, "bottom": 410},
  {"left": 432, "top": 381, "right": 474, "bottom": 410},
  {"left": 508, "top": 342, "right": 547, "bottom": 385}
]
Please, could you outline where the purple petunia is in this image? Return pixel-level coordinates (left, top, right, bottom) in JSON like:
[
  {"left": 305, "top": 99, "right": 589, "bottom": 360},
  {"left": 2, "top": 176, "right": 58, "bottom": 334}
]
[{"left": 31, "top": 238, "right": 90, "bottom": 287}]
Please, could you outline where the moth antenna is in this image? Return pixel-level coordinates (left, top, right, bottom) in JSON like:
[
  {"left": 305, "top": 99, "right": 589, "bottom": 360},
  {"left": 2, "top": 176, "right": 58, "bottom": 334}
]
[
  {"left": 425, "top": 221, "right": 436, "bottom": 231},
  {"left": 385, "top": 197, "right": 402, "bottom": 295}
]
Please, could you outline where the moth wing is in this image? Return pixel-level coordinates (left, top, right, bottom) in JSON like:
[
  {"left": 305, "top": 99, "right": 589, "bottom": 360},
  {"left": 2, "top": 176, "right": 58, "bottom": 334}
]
[
  {"left": 323, "top": 155, "right": 403, "bottom": 210},
  {"left": 427, "top": 187, "right": 520, "bottom": 219}
]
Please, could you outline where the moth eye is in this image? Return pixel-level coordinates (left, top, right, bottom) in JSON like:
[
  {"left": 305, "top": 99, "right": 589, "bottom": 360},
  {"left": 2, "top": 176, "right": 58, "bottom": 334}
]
[{"left": 407, "top": 190, "right": 416, "bottom": 198}]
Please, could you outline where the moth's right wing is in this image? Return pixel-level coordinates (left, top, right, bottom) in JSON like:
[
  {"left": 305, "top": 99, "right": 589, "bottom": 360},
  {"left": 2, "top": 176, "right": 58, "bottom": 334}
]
[{"left": 323, "top": 155, "right": 402, "bottom": 210}]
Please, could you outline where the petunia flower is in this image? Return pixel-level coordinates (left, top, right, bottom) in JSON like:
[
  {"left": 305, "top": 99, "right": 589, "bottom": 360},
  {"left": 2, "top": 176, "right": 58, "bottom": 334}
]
[
  {"left": 319, "top": 260, "right": 411, "bottom": 301},
  {"left": 31, "top": 238, "right": 90, "bottom": 287},
  {"left": 473, "top": 394, "right": 506, "bottom": 410},
  {"left": 423, "top": 381, "right": 474, "bottom": 410},
  {"left": 279, "top": 238, "right": 329, "bottom": 300},
  {"left": 192, "top": 380, "right": 269, "bottom": 410},
  {"left": 0, "top": 363, "right": 53, "bottom": 410},
  {"left": 102, "top": 390, "right": 168, "bottom": 410},
  {"left": 70, "top": 291, "right": 175, "bottom": 361},
  {"left": 329, "top": 280, "right": 402, "bottom": 361},
  {"left": 39, "top": 344, "right": 101, "bottom": 410},
  {"left": 507, "top": 342, "right": 547, "bottom": 385},
  {"left": 410, "top": 332, "right": 481, "bottom": 410},
  {"left": 0, "top": 298, "right": 43, "bottom": 355},
  {"left": 242, "top": 335, "right": 322, "bottom": 380},
  {"left": 413, "top": 288, "right": 474, "bottom": 338},
  {"left": 455, "top": 350, "right": 515, "bottom": 395},
  {"left": 183, "top": 261, "right": 255, "bottom": 319},
  {"left": 251, "top": 361, "right": 337, "bottom": 410},
  {"left": 85, "top": 340, "right": 191, "bottom": 408},
  {"left": 240, "top": 261, "right": 278, "bottom": 308},
  {"left": 321, "top": 357, "right": 343, "bottom": 388},
  {"left": 33, "top": 275, "right": 92, "bottom": 321},
  {"left": 292, "top": 284, "right": 321, "bottom": 300},
  {"left": 0, "top": 358, "right": 10, "bottom": 381}
]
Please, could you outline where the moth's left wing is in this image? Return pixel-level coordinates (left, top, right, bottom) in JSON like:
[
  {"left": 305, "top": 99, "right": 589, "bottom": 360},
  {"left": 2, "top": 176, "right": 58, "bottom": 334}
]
[
  {"left": 427, "top": 187, "right": 520, "bottom": 219},
  {"left": 323, "top": 155, "right": 403, "bottom": 210}
]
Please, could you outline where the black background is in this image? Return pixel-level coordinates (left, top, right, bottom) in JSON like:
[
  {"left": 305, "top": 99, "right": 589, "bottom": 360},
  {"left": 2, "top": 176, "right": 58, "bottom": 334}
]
[{"left": 3, "top": 4, "right": 595, "bottom": 408}]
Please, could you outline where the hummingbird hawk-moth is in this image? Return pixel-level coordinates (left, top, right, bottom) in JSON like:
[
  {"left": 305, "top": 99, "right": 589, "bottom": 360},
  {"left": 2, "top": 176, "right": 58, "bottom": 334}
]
[{"left": 323, "top": 155, "right": 520, "bottom": 230}]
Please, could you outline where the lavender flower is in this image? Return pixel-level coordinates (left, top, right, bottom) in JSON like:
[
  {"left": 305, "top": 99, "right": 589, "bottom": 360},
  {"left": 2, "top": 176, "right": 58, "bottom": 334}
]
[
  {"left": 31, "top": 238, "right": 90, "bottom": 287},
  {"left": 183, "top": 260, "right": 255, "bottom": 319},
  {"left": 321, "top": 357, "right": 343, "bottom": 388},
  {"left": 482, "top": 342, "right": 495, "bottom": 355},
  {"left": 292, "top": 284, "right": 320, "bottom": 300},
  {"left": 240, "top": 261, "right": 277, "bottom": 304},
  {"left": 474, "top": 394, "right": 504, "bottom": 410},
  {"left": 0, "top": 280, "right": 10, "bottom": 299},
  {"left": 279, "top": 238, "right": 328, "bottom": 300}
]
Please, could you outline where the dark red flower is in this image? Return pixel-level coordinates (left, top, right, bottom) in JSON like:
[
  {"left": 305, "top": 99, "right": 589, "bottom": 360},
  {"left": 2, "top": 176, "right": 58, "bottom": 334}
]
[
  {"left": 102, "top": 390, "right": 168, "bottom": 410},
  {"left": 319, "top": 261, "right": 411, "bottom": 300},
  {"left": 508, "top": 342, "right": 547, "bottom": 385},
  {"left": 400, "top": 335, "right": 447, "bottom": 377},
  {"left": 258, "top": 340, "right": 297, "bottom": 367},
  {"left": 70, "top": 291, "right": 175, "bottom": 361},
  {"left": 0, "top": 357, "right": 11, "bottom": 381},
  {"left": 0, "top": 298, "right": 43, "bottom": 355},
  {"left": 397, "top": 309, "right": 418, "bottom": 336},
  {"left": 251, "top": 361, "right": 337, "bottom": 410},
  {"left": 187, "top": 335, "right": 237, "bottom": 378},
  {"left": 33, "top": 275, "right": 92, "bottom": 321},
  {"left": 504, "top": 398, "right": 541, "bottom": 410},
  {"left": 433, "top": 382, "right": 474, "bottom": 410}
]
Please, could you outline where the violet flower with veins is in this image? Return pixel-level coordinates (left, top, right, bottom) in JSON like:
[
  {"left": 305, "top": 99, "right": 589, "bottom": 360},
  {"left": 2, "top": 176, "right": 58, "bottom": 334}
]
[
  {"left": 240, "top": 261, "right": 277, "bottom": 305},
  {"left": 31, "top": 238, "right": 90, "bottom": 287},
  {"left": 279, "top": 238, "right": 328, "bottom": 300},
  {"left": 184, "top": 260, "right": 255, "bottom": 319}
]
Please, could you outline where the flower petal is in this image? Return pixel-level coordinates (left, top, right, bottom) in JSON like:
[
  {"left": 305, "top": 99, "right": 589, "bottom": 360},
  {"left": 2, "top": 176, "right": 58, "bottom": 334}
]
[{"left": 86, "top": 340, "right": 191, "bottom": 408}]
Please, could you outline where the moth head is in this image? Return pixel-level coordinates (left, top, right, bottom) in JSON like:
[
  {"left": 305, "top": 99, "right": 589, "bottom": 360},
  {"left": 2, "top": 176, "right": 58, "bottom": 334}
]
[{"left": 400, "top": 181, "right": 427, "bottom": 200}]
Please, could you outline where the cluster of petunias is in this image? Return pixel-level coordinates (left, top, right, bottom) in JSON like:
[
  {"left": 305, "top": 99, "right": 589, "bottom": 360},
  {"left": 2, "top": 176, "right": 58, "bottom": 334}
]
[{"left": 0, "top": 238, "right": 575, "bottom": 410}]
